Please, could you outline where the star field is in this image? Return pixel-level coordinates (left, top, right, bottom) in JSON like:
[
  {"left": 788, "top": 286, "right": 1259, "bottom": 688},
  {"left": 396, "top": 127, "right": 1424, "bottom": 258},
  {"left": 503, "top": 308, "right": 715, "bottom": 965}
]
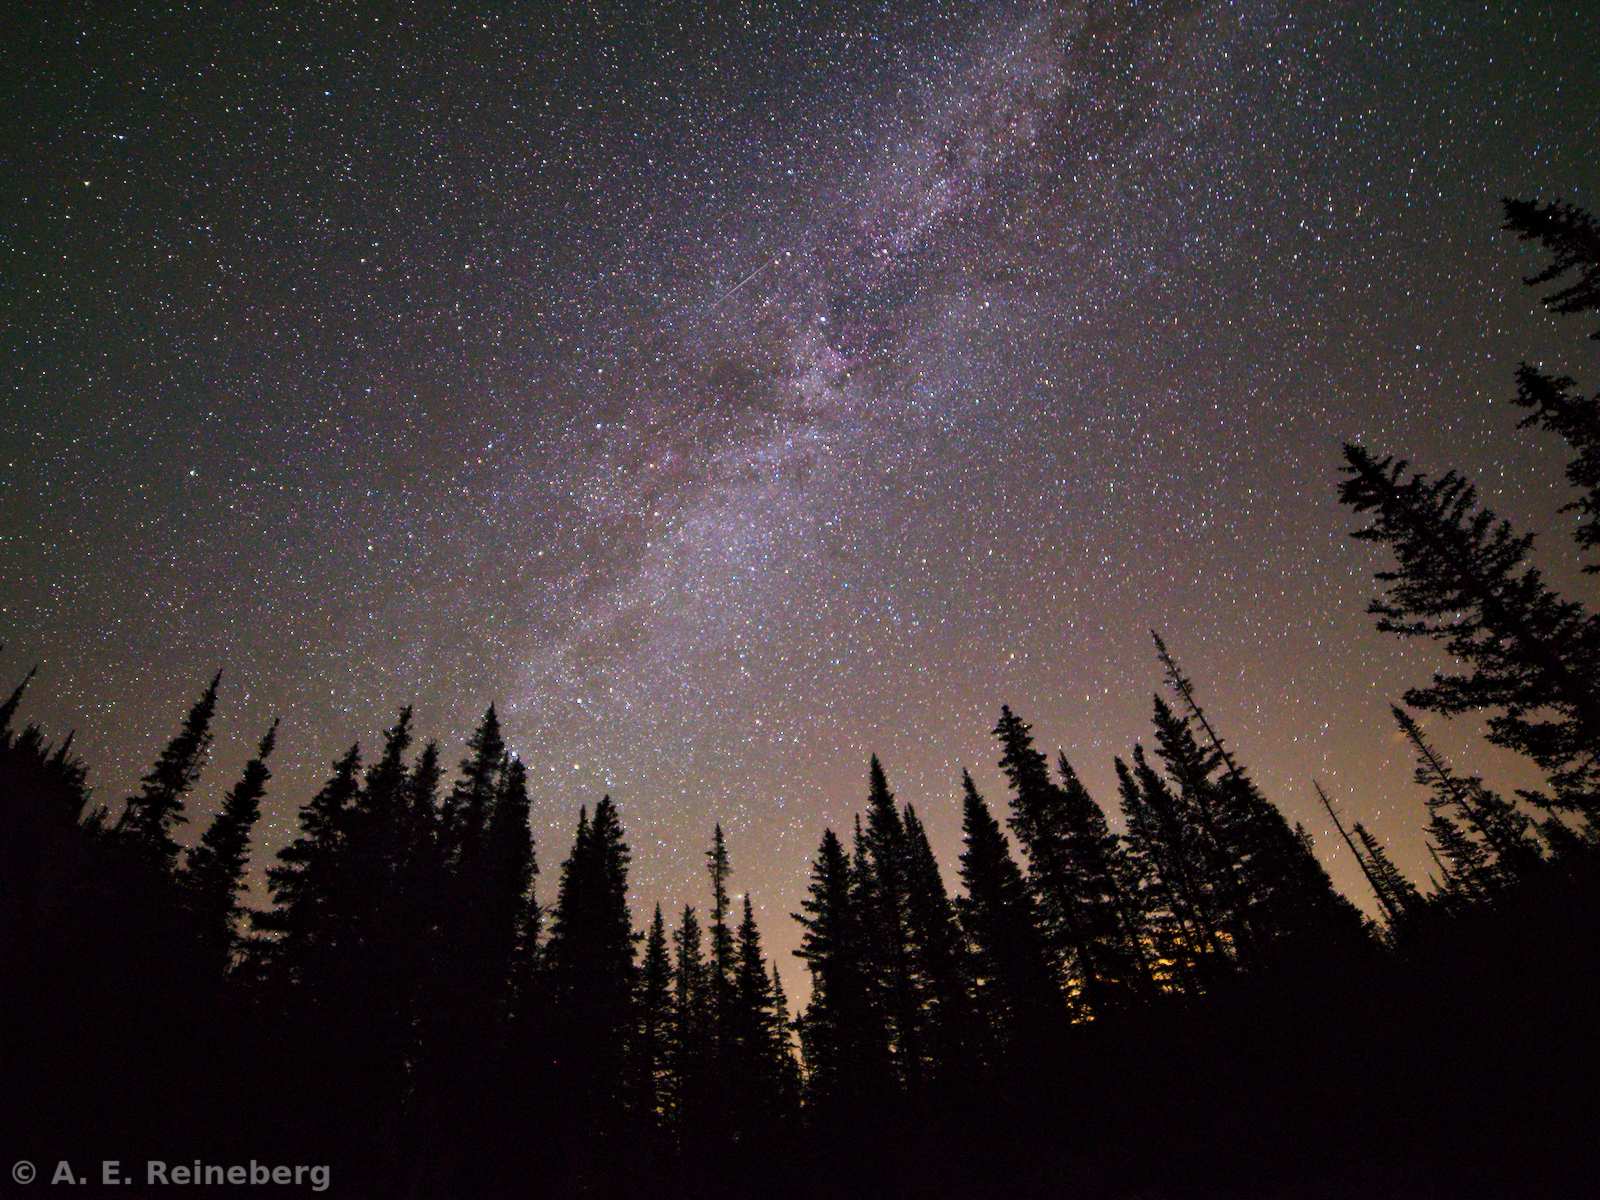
[{"left": 5, "top": 2, "right": 1598, "bottom": 978}]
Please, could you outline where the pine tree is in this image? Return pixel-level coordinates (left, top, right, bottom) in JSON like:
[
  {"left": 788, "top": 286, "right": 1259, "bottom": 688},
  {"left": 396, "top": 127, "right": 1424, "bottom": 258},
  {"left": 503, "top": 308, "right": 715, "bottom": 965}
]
[
  {"left": 1527, "top": 799, "right": 1590, "bottom": 863},
  {"left": 706, "top": 823, "right": 737, "bottom": 1043},
  {"left": 0, "top": 663, "right": 38, "bottom": 747},
  {"left": 1502, "top": 196, "right": 1600, "bottom": 336},
  {"left": 670, "top": 904, "right": 711, "bottom": 1142},
  {"left": 731, "top": 893, "right": 783, "bottom": 1133},
  {"left": 361, "top": 707, "right": 414, "bottom": 833},
  {"left": 635, "top": 904, "right": 673, "bottom": 1126},
  {"left": 396, "top": 739, "right": 448, "bottom": 1106},
  {"left": 1512, "top": 364, "right": 1600, "bottom": 569},
  {"left": 955, "top": 771, "right": 1063, "bottom": 1063},
  {"left": 1057, "top": 749, "right": 1152, "bottom": 990},
  {"left": 793, "top": 827, "right": 887, "bottom": 1124},
  {"left": 256, "top": 743, "right": 362, "bottom": 963},
  {"left": 1425, "top": 809, "right": 1495, "bottom": 904},
  {"left": 1394, "top": 706, "right": 1543, "bottom": 884},
  {"left": 768, "top": 961, "right": 802, "bottom": 1117},
  {"left": 1146, "top": 697, "right": 1249, "bottom": 943},
  {"left": 396, "top": 739, "right": 444, "bottom": 950},
  {"left": 900, "top": 803, "right": 978, "bottom": 1088},
  {"left": 117, "top": 672, "right": 221, "bottom": 868},
  {"left": 405, "top": 740, "right": 443, "bottom": 851},
  {"left": 1350, "top": 823, "right": 1420, "bottom": 920},
  {"left": 441, "top": 705, "right": 504, "bottom": 863},
  {"left": 1315, "top": 780, "right": 1404, "bottom": 926},
  {"left": 251, "top": 744, "right": 374, "bottom": 1173},
  {"left": 1340, "top": 444, "right": 1600, "bottom": 814},
  {"left": 344, "top": 708, "right": 415, "bottom": 960},
  {"left": 545, "top": 796, "right": 637, "bottom": 1127},
  {"left": 422, "top": 710, "right": 525, "bottom": 1109},
  {"left": 1154, "top": 638, "right": 1366, "bottom": 951},
  {"left": 1115, "top": 749, "right": 1229, "bottom": 988},
  {"left": 858, "top": 755, "right": 925, "bottom": 1093},
  {"left": 481, "top": 756, "right": 536, "bottom": 1015},
  {"left": 183, "top": 718, "right": 277, "bottom": 963},
  {"left": 994, "top": 706, "right": 1143, "bottom": 1016}
]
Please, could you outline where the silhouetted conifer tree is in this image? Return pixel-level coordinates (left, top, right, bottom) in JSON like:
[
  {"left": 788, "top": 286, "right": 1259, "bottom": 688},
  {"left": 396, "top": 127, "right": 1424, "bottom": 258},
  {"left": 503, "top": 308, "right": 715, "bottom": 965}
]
[
  {"left": 670, "top": 904, "right": 712, "bottom": 1142},
  {"left": 481, "top": 756, "right": 536, "bottom": 1009},
  {"left": 545, "top": 796, "right": 636, "bottom": 1134},
  {"left": 1503, "top": 196, "right": 1600, "bottom": 336},
  {"left": 405, "top": 739, "right": 443, "bottom": 851},
  {"left": 337, "top": 709, "right": 429, "bottom": 1169},
  {"left": 256, "top": 743, "right": 362, "bottom": 965},
  {"left": 769, "top": 961, "right": 803, "bottom": 1116},
  {"left": 116, "top": 672, "right": 221, "bottom": 868},
  {"left": 1394, "top": 706, "right": 1543, "bottom": 885},
  {"left": 730, "top": 893, "right": 786, "bottom": 1136},
  {"left": 345, "top": 708, "right": 415, "bottom": 976},
  {"left": 1315, "top": 780, "right": 1403, "bottom": 926},
  {"left": 1350, "top": 822, "right": 1420, "bottom": 919},
  {"left": 858, "top": 755, "right": 926, "bottom": 1093},
  {"left": 1147, "top": 698, "right": 1252, "bottom": 926},
  {"left": 706, "top": 823, "right": 737, "bottom": 1054},
  {"left": 1154, "top": 638, "right": 1367, "bottom": 951},
  {"left": 183, "top": 718, "right": 277, "bottom": 964},
  {"left": 1115, "top": 749, "right": 1229, "bottom": 988},
  {"left": 1512, "top": 364, "right": 1600, "bottom": 570},
  {"left": 0, "top": 663, "right": 39, "bottom": 744},
  {"left": 399, "top": 738, "right": 445, "bottom": 955},
  {"left": 994, "top": 706, "right": 1143, "bottom": 1015},
  {"left": 956, "top": 771, "right": 1063, "bottom": 1062},
  {"left": 635, "top": 904, "right": 673, "bottom": 1126},
  {"left": 900, "top": 803, "right": 979, "bottom": 1088},
  {"left": 1425, "top": 809, "right": 1495, "bottom": 903},
  {"left": 794, "top": 827, "right": 888, "bottom": 1127},
  {"left": 1340, "top": 444, "right": 1600, "bottom": 816},
  {"left": 441, "top": 704, "right": 504, "bottom": 863}
]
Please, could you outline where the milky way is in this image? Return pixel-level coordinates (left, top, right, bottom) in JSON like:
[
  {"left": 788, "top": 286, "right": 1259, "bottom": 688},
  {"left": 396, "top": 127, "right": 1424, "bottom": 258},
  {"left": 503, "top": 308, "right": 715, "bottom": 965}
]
[{"left": 6, "top": 2, "right": 1598, "bottom": 978}]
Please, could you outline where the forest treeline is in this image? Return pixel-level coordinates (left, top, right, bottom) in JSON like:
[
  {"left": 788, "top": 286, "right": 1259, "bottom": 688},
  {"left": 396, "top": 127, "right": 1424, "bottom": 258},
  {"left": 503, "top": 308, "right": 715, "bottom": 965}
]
[{"left": 5, "top": 199, "right": 1600, "bottom": 1198}]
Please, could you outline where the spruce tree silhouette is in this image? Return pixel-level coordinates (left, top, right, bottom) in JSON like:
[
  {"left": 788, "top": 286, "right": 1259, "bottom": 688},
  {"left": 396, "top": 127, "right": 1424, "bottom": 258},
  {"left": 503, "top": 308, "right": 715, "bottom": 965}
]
[
  {"left": 1349, "top": 822, "right": 1420, "bottom": 920},
  {"left": 1394, "top": 705, "right": 1543, "bottom": 887},
  {"left": 183, "top": 718, "right": 277, "bottom": 964},
  {"left": 670, "top": 903, "right": 712, "bottom": 1152},
  {"left": 1339, "top": 444, "right": 1600, "bottom": 814},
  {"left": 899, "top": 803, "right": 980, "bottom": 1092},
  {"left": 768, "top": 960, "right": 803, "bottom": 1117},
  {"left": 955, "top": 771, "right": 1063, "bottom": 1063},
  {"left": 794, "top": 827, "right": 888, "bottom": 1135},
  {"left": 1511, "top": 363, "right": 1600, "bottom": 569},
  {"left": 636, "top": 903, "right": 674, "bottom": 1128},
  {"left": 1503, "top": 196, "right": 1600, "bottom": 336},
  {"left": 858, "top": 755, "right": 926, "bottom": 1095},
  {"left": 729, "top": 893, "right": 786, "bottom": 1146},
  {"left": 116, "top": 671, "right": 221, "bottom": 868},
  {"left": 544, "top": 794, "right": 637, "bottom": 1182},
  {"left": 705, "top": 822, "right": 737, "bottom": 1088},
  {"left": 1154, "top": 639, "right": 1369, "bottom": 954},
  {"left": 1423, "top": 809, "right": 1496, "bottom": 905},
  {"left": 995, "top": 705, "right": 1143, "bottom": 1015},
  {"left": 1115, "top": 749, "right": 1228, "bottom": 989},
  {"left": 256, "top": 743, "right": 362, "bottom": 967},
  {"left": 0, "top": 662, "right": 39, "bottom": 739},
  {"left": 1315, "top": 780, "right": 1404, "bottom": 927}
]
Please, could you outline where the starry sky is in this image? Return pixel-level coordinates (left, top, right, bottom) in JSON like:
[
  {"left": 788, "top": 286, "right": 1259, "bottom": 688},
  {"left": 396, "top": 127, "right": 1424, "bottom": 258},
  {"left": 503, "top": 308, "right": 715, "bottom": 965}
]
[{"left": 6, "top": 2, "right": 1599, "bottom": 978}]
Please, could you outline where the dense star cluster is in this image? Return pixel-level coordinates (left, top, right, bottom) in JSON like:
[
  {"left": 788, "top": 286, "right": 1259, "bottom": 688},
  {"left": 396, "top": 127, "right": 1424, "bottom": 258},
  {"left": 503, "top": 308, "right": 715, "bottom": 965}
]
[{"left": 5, "top": 2, "right": 1597, "bottom": 976}]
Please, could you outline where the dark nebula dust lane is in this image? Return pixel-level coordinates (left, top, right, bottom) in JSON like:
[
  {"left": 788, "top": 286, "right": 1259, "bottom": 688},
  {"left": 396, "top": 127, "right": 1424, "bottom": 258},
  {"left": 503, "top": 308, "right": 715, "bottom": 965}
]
[{"left": 5, "top": 2, "right": 1598, "bottom": 972}]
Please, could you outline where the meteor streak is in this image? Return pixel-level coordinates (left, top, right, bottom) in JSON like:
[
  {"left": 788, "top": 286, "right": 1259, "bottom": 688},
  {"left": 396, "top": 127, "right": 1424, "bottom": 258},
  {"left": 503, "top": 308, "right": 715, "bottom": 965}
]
[{"left": 705, "top": 256, "right": 778, "bottom": 317}]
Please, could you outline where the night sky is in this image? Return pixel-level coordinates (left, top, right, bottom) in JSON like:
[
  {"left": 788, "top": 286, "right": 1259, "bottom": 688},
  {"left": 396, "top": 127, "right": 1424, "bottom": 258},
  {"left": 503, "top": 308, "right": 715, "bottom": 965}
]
[{"left": 7, "top": 3, "right": 1598, "bottom": 979}]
